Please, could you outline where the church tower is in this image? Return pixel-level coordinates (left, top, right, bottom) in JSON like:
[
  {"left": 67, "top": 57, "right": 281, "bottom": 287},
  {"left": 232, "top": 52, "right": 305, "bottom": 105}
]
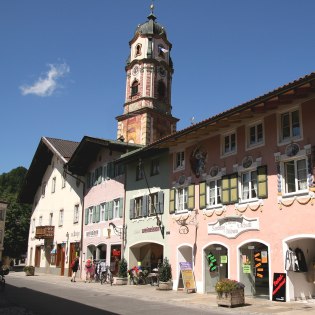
[{"left": 116, "top": 4, "right": 179, "bottom": 145}]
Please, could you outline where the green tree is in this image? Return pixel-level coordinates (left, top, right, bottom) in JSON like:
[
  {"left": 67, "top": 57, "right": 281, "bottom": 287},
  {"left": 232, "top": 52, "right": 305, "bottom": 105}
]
[{"left": 0, "top": 167, "right": 31, "bottom": 260}]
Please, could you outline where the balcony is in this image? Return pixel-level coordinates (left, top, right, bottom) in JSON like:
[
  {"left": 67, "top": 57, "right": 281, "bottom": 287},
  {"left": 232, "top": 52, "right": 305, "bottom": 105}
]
[{"left": 35, "top": 226, "right": 55, "bottom": 239}]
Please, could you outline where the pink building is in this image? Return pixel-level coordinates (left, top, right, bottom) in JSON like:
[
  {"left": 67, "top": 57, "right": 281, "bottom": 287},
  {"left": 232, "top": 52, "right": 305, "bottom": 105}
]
[{"left": 151, "top": 72, "right": 315, "bottom": 301}]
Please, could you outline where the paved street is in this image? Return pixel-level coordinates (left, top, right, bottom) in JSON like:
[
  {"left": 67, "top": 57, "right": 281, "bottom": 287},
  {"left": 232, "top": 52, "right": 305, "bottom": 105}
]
[{"left": 1, "top": 272, "right": 315, "bottom": 315}]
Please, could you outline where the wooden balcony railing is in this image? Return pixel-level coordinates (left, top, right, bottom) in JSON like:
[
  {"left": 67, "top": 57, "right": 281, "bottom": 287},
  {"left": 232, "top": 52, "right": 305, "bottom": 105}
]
[{"left": 35, "top": 226, "right": 54, "bottom": 239}]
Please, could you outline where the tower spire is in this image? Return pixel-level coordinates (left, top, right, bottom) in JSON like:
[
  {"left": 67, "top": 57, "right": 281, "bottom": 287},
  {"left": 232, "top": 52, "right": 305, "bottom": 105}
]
[{"left": 148, "top": 1, "right": 156, "bottom": 21}]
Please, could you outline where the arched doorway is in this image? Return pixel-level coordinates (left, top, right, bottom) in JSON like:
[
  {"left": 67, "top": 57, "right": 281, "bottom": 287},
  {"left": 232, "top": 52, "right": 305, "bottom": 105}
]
[
  {"left": 177, "top": 245, "right": 193, "bottom": 290},
  {"left": 96, "top": 243, "right": 106, "bottom": 260},
  {"left": 239, "top": 241, "right": 269, "bottom": 298},
  {"left": 284, "top": 235, "right": 315, "bottom": 301},
  {"left": 129, "top": 242, "right": 163, "bottom": 272},
  {"left": 204, "top": 244, "right": 228, "bottom": 293},
  {"left": 86, "top": 244, "right": 96, "bottom": 260}
]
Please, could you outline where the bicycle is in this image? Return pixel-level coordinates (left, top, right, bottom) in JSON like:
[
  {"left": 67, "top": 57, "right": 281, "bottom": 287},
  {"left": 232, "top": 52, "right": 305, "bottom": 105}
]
[{"left": 100, "top": 266, "right": 113, "bottom": 285}]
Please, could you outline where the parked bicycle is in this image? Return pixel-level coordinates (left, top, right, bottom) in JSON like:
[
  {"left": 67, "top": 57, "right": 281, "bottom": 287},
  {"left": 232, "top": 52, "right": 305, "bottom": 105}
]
[{"left": 100, "top": 265, "right": 113, "bottom": 285}]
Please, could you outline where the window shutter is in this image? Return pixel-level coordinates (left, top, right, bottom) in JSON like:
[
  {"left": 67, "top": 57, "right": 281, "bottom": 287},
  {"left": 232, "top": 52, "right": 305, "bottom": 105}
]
[
  {"left": 169, "top": 188, "right": 176, "bottom": 214},
  {"left": 107, "top": 162, "right": 115, "bottom": 179},
  {"left": 84, "top": 208, "right": 89, "bottom": 225},
  {"left": 142, "top": 196, "right": 148, "bottom": 217},
  {"left": 105, "top": 203, "right": 109, "bottom": 221},
  {"left": 199, "top": 182, "right": 206, "bottom": 209},
  {"left": 108, "top": 201, "right": 113, "bottom": 220},
  {"left": 130, "top": 199, "right": 135, "bottom": 219},
  {"left": 188, "top": 184, "right": 195, "bottom": 210},
  {"left": 92, "top": 206, "right": 96, "bottom": 223},
  {"left": 158, "top": 191, "right": 164, "bottom": 214},
  {"left": 95, "top": 205, "right": 100, "bottom": 222},
  {"left": 119, "top": 197, "right": 123, "bottom": 218},
  {"left": 230, "top": 173, "right": 239, "bottom": 203},
  {"left": 257, "top": 165, "right": 268, "bottom": 198},
  {"left": 222, "top": 175, "right": 230, "bottom": 204}
]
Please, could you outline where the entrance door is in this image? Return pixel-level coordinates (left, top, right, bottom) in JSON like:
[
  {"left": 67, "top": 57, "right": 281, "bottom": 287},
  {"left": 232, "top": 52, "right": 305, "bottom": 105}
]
[
  {"left": 204, "top": 244, "right": 228, "bottom": 293},
  {"left": 239, "top": 242, "right": 269, "bottom": 298},
  {"left": 68, "top": 243, "right": 76, "bottom": 277},
  {"left": 35, "top": 246, "right": 41, "bottom": 267}
]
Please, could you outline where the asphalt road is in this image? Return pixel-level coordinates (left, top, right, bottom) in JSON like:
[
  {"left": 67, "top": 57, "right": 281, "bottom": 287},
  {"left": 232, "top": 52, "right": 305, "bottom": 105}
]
[{"left": 2, "top": 274, "right": 226, "bottom": 315}]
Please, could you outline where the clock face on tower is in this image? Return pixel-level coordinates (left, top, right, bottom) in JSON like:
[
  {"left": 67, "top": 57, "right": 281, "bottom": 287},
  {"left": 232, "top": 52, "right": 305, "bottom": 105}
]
[
  {"left": 158, "top": 66, "right": 166, "bottom": 77},
  {"left": 132, "top": 65, "right": 139, "bottom": 76}
]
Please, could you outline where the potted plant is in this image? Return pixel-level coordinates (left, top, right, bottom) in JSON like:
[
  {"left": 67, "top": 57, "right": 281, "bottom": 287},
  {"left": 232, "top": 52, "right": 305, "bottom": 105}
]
[
  {"left": 158, "top": 257, "right": 172, "bottom": 290},
  {"left": 115, "top": 258, "right": 128, "bottom": 285},
  {"left": 23, "top": 265, "right": 35, "bottom": 276},
  {"left": 215, "top": 278, "right": 245, "bottom": 307}
]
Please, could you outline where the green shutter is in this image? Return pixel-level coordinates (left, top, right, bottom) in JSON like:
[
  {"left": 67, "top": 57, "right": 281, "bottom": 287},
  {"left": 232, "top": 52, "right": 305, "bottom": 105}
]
[
  {"left": 108, "top": 201, "right": 113, "bottom": 220},
  {"left": 105, "top": 203, "right": 109, "bottom": 221},
  {"left": 222, "top": 175, "right": 230, "bottom": 205},
  {"left": 130, "top": 199, "right": 135, "bottom": 219},
  {"left": 199, "top": 181, "right": 206, "bottom": 209},
  {"left": 142, "top": 196, "right": 147, "bottom": 217},
  {"left": 169, "top": 188, "right": 176, "bottom": 214},
  {"left": 188, "top": 184, "right": 195, "bottom": 210},
  {"left": 85, "top": 208, "right": 89, "bottom": 225},
  {"left": 230, "top": 173, "right": 239, "bottom": 203},
  {"left": 257, "top": 165, "right": 268, "bottom": 198},
  {"left": 95, "top": 205, "right": 100, "bottom": 222},
  {"left": 119, "top": 197, "right": 123, "bottom": 218},
  {"left": 158, "top": 191, "right": 164, "bottom": 214},
  {"left": 92, "top": 206, "right": 96, "bottom": 223}
]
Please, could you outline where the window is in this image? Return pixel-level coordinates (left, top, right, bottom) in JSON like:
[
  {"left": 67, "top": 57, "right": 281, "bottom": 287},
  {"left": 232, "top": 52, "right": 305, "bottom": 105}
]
[
  {"left": 149, "top": 193, "right": 158, "bottom": 216},
  {"left": 157, "top": 81, "right": 165, "bottom": 99},
  {"left": 158, "top": 45, "right": 166, "bottom": 58},
  {"left": 134, "top": 197, "right": 142, "bottom": 218},
  {"left": 131, "top": 80, "right": 139, "bottom": 96},
  {"left": 135, "top": 44, "right": 142, "bottom": 56},
  {"left": 31, "top": 218, "right": 35, "bottom": 233},
  {"left": 100, "top": 203, "right": 106, "bottom": 221},
  {"left": 115, "top": 164, "right": 125, "bottom": 177},
  {"left": 113, "top": 199, "right": 120, "bottom": 219},
  {"left": 39, "top": 216, "right": 43, "bottom": 226},
  {"left": 280, "top": 109, "right": 301, "bottom": 142},
  {"left": 62, "top": 172, "right": 66, "bottom": 188},
  {"left": 169, "top": 185, "right": 195, "bottom": 214},
  {"left": 223, "top": 132, "right": 236, "bottom": 155},
  {"left": 241, "top": 171, "right": 257, "bottom": 201},
  {"left": 174, "top": 151, "right": 185, "bottom": 170},
  {"left": 73, "top": 204, "right": 79, "bottom": 223},
  {"left": 283, "top": 158, "right": 307, "bottom": 194},
  {"left": 49, "top": 213, "right": 53, "bottom": 226},
  {"left": 51, "top": 177, "right": 56, "bottom": 193},
  {"left": 95, "top": 167, "right": 102, "bottom": 184},
  {"left": 208, "top": 179, "right": 222, "bottom": 206},
  {"left": 58, "top": 210, "right": 64, "bottom": 226},
  {"left": 41, "top": 182, "right": 46, "bottom": 197},
  {"left": 151, "top": 159, "right": 160, "bottom": 176},
  {"left": 136, "top": 163, "right": 144, "bottom": 181},
  {"left": 248, "top": 122, "right": 263, "bottom": 147}
]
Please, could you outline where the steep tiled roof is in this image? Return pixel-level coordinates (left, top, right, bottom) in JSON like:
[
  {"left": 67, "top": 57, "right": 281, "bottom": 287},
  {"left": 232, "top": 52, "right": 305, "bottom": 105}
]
[{"left": 45, "top": 137, "right": 80, "bottom": 161}]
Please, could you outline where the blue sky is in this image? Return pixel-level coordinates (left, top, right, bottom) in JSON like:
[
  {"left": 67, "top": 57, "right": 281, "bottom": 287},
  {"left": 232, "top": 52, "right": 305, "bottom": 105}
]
[{"left": 1, "top": 0, "right": 315, "bottom": 174}]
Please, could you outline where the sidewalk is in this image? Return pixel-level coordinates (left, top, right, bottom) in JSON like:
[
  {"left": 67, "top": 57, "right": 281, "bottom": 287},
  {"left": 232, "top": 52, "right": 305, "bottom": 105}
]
[{"left": 4, "top": 272, "right": 315, "bottom": 315}]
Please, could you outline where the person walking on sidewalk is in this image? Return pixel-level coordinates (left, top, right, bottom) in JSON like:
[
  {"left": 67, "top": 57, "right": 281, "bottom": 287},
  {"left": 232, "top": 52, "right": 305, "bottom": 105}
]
[
  {"left": 85, "top": 256, "right": 93, "bottom": 283},
  {"left": 70, "top": 256, "right": 80, "bottom": 282}
]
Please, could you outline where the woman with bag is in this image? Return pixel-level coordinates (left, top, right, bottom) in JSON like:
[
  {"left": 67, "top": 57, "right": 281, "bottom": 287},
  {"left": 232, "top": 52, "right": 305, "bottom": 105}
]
[{"left": 71, "top": 256, "right": 80, "bottom": 282}]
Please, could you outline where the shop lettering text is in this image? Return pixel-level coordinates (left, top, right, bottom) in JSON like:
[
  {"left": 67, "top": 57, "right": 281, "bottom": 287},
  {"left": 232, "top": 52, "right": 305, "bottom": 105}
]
[{"left": 142, "top": 226, "right": 160, "bottom": 233}]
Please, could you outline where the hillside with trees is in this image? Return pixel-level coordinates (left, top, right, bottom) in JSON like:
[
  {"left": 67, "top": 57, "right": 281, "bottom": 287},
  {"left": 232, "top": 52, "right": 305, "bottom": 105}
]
[{"left": 0, "top": 167, "right": 32, "bottom": 260}]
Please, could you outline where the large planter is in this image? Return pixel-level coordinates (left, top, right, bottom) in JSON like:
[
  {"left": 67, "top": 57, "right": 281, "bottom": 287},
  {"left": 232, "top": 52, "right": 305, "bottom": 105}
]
[
  {"left": 24, "top": 266, "right": 35, "bottom": 276},
  {"left": 114, "top": 277, "right": 128, "bottom": 285},
  {"left": 217, "top": 288, "right": 245, "bottom": 307},
  {"left": 158, "top": 281, "right": 172, "bottom": 290}
]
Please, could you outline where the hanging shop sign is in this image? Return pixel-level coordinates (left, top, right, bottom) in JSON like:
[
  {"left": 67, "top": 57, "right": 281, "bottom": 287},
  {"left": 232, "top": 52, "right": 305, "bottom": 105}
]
[
  {"left": 272, "top": 273, "right": 286, "bottom": 302},
  {"left": 208, "top": 216, "right": 259, "bottom": 239},
  {"left": 179, "top": 262, "right": 197, "bottom": 293}
]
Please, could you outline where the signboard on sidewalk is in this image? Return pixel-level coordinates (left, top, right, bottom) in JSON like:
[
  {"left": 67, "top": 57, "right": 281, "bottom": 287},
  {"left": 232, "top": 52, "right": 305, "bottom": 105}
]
[
  {"left": 179, "top": 262, "right": 196, "bottom": 293},
  {"left": 272, "top": 273, "right": 286, "bottom": 302}
]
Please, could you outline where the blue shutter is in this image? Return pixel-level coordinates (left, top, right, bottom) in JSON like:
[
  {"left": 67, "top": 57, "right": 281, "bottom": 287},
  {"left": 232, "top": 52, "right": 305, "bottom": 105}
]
[
  {"left": 85, "top": 208, "right": 89, "bottom": 225},
  {"left": 108, "top": 201, "right": 113, "bottom": 220},
  {"left": 105, "top": 203, "right": 109, "bottom": 221}
]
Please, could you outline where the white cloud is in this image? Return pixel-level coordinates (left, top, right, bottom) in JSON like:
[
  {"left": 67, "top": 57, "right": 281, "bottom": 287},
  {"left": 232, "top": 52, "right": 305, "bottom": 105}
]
[{"left": 20, "top": 63, "right": 70, "bottom": 97}]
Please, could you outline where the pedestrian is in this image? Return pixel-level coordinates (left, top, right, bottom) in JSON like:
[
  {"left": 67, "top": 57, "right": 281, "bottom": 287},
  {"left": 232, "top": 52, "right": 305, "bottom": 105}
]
[
  {"left": 85, "top": 256, "right": 93, "bottom": 283},
  {"left": 70, "top": 256, "right": 80, "bottom": 282}
]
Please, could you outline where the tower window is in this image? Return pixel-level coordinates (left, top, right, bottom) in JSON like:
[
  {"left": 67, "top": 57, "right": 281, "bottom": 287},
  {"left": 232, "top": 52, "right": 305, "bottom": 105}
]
[
  {"left": 157, "top": 80, "right": 165, "bottom": 99},
  {"left": 131, "top": 80, "right": 139, "bottom": 96},
  {"left": 158, "top": 45, "right": 166, "bottom": 58},
  {"left": 135, "top": 44, "right": 142, "bottom": 57}
]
